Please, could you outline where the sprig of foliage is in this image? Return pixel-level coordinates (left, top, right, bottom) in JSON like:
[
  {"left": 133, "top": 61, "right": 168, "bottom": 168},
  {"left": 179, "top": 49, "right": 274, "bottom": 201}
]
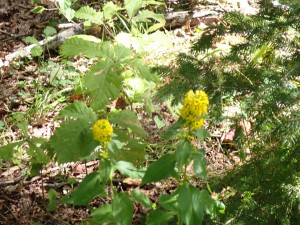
[
  {"left": 55, "top": 0, "right": 165, "bottom": 38},
  {"left": 60, "top": 35, "right": 157, "bottom": 111}
]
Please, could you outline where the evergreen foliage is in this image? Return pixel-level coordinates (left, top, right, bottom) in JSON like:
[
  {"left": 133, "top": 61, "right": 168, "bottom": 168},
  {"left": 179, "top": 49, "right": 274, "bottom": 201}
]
[{"left": 155, "top": 0, "right": 300, "bottom": 223}]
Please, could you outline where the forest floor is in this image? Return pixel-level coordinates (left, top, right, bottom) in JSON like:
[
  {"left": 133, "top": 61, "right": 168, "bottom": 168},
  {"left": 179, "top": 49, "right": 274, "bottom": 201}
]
[{"left": 0, "top": 1, "right": 258, "bottom": 224}]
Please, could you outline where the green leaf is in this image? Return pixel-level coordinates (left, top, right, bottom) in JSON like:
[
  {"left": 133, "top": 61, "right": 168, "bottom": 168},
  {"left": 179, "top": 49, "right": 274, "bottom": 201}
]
[
  {"left": 124, "top": 139, "right": 147, "bottom": 165},
  {"left": 17, "top": 120, "right": 28, "bottom": 137},
  {"left": 200, "top": 190, "right": 225, "bottom": 218},
  {"left": 31, "top": 46, "right": 44, "bottom": 57},
  {"left": 159, "top": 192, "right": 178, "bottom": 211},
  {"left": 64, "top": 8, "right": 75, "bottom": 21},
  {"left": 61, "top": 172, "right": 102, "bottom": 205},
  {"left": 128, "top": 58, "right": 158, "bottom": 82},
  {"left": 142, "top": 154, "right": 177, "bottom": 185},
  {"left": 251, "top": 44, "right": 268, "bottom": 64},
  {"left": 84, "top": 60, "right": 123, "bottom": 111},
  {"left": 131, "top": 189, "right": 152, "bottom": 208},
  {"left": 0, "top": 120, "right": 4, "bottom": 130},
  {"left": 98, "top": 158, "right": 112, "bottom": 184},
  {"left": 112, "top": 44, "right": 132, "bottom": 61},
  {"left": 58, "top": 101, "right": 97, "bottom": 122},
  {"left": 193, "top": 149, "right": 207, "bottom": 180},
  {"left": 23, "top": 36, "right": 39, "bottom": 45},
  {"left": 113, "top": 161, "right": 144, "bottom": 179},
  {"left": 147, "top": 209, "right": 175, "bottom": 225},
  {"left": 57, "top": 0, "right": 72, "bottom": 11},
  {"left": 103, "top": 2, "right": 123, "bottom": 20},
  {"left": 22, "top": 36, "right": 43, "bottom": 56},
  {"left": 47, "top": 188, "right": 57, "bottom": 212},
  {"left": 133, "top": 10, "right": 165, "bottom": 32},
  {"left": 75, "top": 6, "right": 103, "bottom": 25},
  {"left": 60, "top": 35, "right": 102, "bottom": 58},
  {"left": 161, "top": 118, "right": 185, "bottom": 140},
  {"left": 108, "top": 138, "right": 146, "bottom": 166},
  {"left": 107, "top": 139, "right": 126, "bottom": 157},
  {"left": 50, "top": 118, "right": 98, "bottom": 164},
  {"left": 177, "top": 183, "right": 205, "bottom": 225},
  {"left": 143, "top": 0, "right": 165, "bottom": 6},
  {"left": 176, "top": 140, "right": 193, "bottom": 173},
  {"left": 112, "top": 193, "right": 133, "bottom": 225},
  {"left": 109, "top": 110, "right": 147, "bottom": 137},
  {"left": 27, "top": 140, "right": 50, "bottom": 164},
  {"left": 30, "top": 163, "right": 43, "bottom": 176},
  {"left": 49, "top": 63, "right": 63, "bottom": 83},
  {"left": 90, "top": 204, "right": 114, "bottom": 224},
  {"left": 43, "top": 26, "right": 57, "bottom": 37},
  {"left": 177, "top": 183, "right": 223, "bottom": 225},
  {"left": 0, "top": 141, "right": 25, "bottom": 162},
  {"left": 31, "top": 6, "right": 46, "bottom": 14},
  {"left": 124, "top": 0, "right": 143, "bottom": 19},
  {"left": 154, "top": 116, "right": 165, "bottom": 129},
  {"left": 195, "top": 127, "right": 210, "bottom": 143}
]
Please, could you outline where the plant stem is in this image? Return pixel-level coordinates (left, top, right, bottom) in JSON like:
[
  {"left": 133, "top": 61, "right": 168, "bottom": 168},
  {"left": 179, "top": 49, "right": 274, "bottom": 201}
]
[{"left": 177, "top": 211, "right": 182, "bottom": 225}]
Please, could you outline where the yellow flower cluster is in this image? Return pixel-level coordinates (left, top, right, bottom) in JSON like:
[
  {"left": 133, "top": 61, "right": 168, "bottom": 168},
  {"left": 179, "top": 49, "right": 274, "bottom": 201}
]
[
  {"left": 180, "top": 90, "right": 209, "bottom": 130},
  {"left": 92, "top": 119, "right": 113, "bottom": 145}
]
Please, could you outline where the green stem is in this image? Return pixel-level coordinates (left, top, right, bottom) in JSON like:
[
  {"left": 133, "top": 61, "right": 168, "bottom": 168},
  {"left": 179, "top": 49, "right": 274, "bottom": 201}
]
[
  {"left": 116, "top": 13, "right": 131, "bottom": 33},
  {"left": 177, "top": 210, "right": 182, "bottom": 225},
  {"left": 183, "top": 163, "right": 188, "bottom": 182},
  {"left": 109, "top": 173, "right": 115, "bottom": 198},
  {"left": 206, "top": 182, "right": 212, "bottom": 194}
]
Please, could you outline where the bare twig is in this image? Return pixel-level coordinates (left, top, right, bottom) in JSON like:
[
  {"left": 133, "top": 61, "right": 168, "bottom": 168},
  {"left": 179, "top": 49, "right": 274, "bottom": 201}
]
[
  {"left": 0, "top": 29, "right": 13, "bottom": 36},
  {"left": 0, "top": 175, "right": 26, "bottom": 187}
]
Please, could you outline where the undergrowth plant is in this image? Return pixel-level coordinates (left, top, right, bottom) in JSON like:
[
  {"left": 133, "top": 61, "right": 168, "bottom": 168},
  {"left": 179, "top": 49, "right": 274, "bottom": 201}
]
[
  {"left": 0, "top": 32, "right": 224, "bottom": 224},
  {"left": 154, "top": 0, "right": 300, "bottom": 223},
  {"left": 73, "top": 0, "right": 165, "bottom": 36},
  {"left": 32, "top": 0, "right": 166, "bottom": 40}
]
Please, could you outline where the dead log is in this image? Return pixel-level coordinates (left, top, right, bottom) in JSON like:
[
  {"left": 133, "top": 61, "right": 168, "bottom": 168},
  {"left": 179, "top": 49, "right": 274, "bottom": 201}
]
[
  {"left": 0, "top": 23, "right": 83, "bottom": 68},
  {"left": 164, "top": 9, "right": 220, "bottom": 28}
]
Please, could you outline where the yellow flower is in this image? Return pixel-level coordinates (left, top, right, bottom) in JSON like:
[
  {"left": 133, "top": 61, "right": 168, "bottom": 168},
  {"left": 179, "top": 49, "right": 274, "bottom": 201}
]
[
  {"left": 100, "top": 151, "right": 109, "bottom": 159},
  {"left": 92, "top": 119, "right": 113, "bottom": 145},
  {"left": 180, "top": 90, "right": 209, "bottom": 130}
]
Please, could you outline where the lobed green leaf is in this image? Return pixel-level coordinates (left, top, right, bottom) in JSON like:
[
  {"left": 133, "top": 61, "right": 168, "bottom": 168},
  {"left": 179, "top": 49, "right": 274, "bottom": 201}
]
[
  {"left": 75, "top": 6, "right": 103, "bottom": 25},
  {"left": 60, "top": 35, "right": 102, "bottom": 58},
  {"left": 84, "top": 60, "right": 123, "bottom": 111},
  {"left": 58, "top": 101, "right": 97, "bottom": 122},
  {"left": 0, "top": 141, "right": 25, "bottom": 162}
]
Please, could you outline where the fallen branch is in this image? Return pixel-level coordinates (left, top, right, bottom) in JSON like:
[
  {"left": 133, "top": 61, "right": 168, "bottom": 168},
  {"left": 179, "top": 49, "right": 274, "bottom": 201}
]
[
  {"left": 164, "top": 9, "right": 220, "bottom": 28},
  {"left": 0, "top": 23, "right": 83, "bottom": 68}
]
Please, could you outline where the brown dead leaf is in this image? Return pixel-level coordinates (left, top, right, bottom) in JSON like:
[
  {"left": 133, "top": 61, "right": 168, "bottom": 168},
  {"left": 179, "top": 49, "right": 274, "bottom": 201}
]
[
  {"left": 1, "top": 166, "right": 20, "bottom": 177},
  {"left": 123, "top": 178, "right": 141, "bottom": 187},
  {"left": 223, "top": 129, "right": 236, "bottom": 143}
]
